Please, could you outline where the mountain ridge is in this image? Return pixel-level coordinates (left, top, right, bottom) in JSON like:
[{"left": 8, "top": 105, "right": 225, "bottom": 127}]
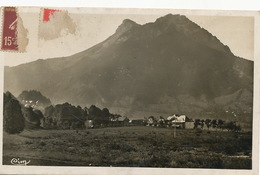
[{"left": 4, "top": 14, "right": 253, "bottom": 120}]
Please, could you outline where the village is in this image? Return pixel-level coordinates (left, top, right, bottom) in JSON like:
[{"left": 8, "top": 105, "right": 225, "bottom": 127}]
[
  {"left": 3, "top": 92, "right": 252, "bottom": 168},
  {"left": 85, "top": 113, "right": 242, "bottom": 132},
  {"left": 22, "top": 98, "right": 243, "bottom": 132}
]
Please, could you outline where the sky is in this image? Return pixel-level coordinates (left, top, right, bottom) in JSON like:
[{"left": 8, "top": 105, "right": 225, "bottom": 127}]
[{"left": 3, "top": 7, "right": 254, "bottom": 66}]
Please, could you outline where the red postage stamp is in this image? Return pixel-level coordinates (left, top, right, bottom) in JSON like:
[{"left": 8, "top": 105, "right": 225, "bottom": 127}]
[
  {"left": 42, "top": 9, "right": 60, "bottom": 22},
  {"left": 39, "top": 8, "right": 76, "bottom": 40},
  {"left": 1, "top": 7, "right": 19, "bottom": 51}
]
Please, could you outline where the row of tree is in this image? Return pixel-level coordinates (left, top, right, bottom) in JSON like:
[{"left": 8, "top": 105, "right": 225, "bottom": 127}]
[
  {"left": 3, "top": 90, "right": 243, "bottom": 133},
  {"left": 144, "top": 115, "right": 242, "bottom": 132},
  {"left": 3, "top": 91, "right": 125, "bottom": 133},
  {"left": 194, "top": 119, "right": 241, "bottom": 132},
  {"left": 43, "top": 103, "right": 123, "bottom": 129}
]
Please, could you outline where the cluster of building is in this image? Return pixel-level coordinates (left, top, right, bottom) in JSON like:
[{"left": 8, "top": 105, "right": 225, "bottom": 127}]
[
  {"left": 145, "top": 114, "right": 194, "bottom": 129},
  {"left": 85, "top": 114, "right": 194, "bottom": 129}
]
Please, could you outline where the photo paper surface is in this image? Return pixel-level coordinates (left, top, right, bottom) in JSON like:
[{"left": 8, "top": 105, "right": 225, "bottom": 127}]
[{"left": 0, "top": 6, "right": 259, "bottom": 175}]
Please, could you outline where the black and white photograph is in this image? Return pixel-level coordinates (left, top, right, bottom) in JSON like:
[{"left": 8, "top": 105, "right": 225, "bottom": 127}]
[{"left": 0, "top": 5, "right": 259, "bottom": 175}]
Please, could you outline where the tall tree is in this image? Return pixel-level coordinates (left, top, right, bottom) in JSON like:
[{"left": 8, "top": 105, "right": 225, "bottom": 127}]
[
  {"left": 194, "top": 119, "right": 201, "bottom": 129},
  {"left": 205, "top": 119, "right": 211, "bottom": 130},
  {"left": 217, "top": 119, "right": 224, "bottom": 130},
  {"left": 200, "top": 119, "right": 205, "bottom": 129},
  {"left": 212, "top": 119, "right": 217, "bottom": 128},
  {"left": 3, "top": 92, "right": 25, "bottom": 134}
]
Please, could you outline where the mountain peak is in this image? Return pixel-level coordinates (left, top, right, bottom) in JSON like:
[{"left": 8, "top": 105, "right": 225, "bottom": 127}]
[
  {"left": 154, "top": 14, "right": 201, "bottom": 36},
  {"left": 154, "top": 14, "right": 233, "bottom": 55},
  {"left": 122, "top": 19, "right": 137, "bottom": 25},
  {"left": 155, "top": 14, "right": 189, "bottom": 25},
  {"left": 162, "top": 14, "right": 186, "bottom": 19},
  {"left": 116, "top": 19, "right": 139, "bottom": 35}
]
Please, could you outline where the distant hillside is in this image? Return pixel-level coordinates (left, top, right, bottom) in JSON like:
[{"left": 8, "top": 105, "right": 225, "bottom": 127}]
[
  {"left": 17, "top": 90, "right": 51, "bottom": 109},
  {"left": 4, "top": 14, "right": 253, "bottom": 120}
]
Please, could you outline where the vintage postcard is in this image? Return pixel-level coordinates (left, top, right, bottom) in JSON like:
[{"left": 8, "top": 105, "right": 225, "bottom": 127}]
[{"left": 0, "top": 6, "right": 259, "bottom": 175}]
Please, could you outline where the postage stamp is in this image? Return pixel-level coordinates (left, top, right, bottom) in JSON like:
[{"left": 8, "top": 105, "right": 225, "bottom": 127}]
[
  {"left": 1, "top": 7, "right": 18, "bottom": 51},
  {"left": 1, "top": 7, "right": 28, "bottom": 52},
  {"left": 42, "top": 9, "right": 60, "bottom": 22},
  {"left": 0, "top": 6, "right": 259, "bottom": 175},
  {"left": 39, "top": 8, "right": 76, "bottom": 40}
]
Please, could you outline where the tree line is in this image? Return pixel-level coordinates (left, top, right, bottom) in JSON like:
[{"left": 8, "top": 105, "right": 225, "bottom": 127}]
[
  {"left": 43, "top": 103, "right": 123, "bottom": 129},
  {"left": 3, "top": 91, "right": 124, "bottom": 134},
  {"left": 3, "top": 91, "right": 242, "bottom": 134},
  {"left": 194, "top": 119, "right": 241, "bottom": 132},
  {"left": 144, "top": 115, "right": 241, "bottom": 132}
]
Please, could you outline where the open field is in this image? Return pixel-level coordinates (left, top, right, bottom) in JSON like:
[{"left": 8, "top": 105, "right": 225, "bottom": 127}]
[{"left": 3, "top": 126, "right": 252, "bottom": 169}]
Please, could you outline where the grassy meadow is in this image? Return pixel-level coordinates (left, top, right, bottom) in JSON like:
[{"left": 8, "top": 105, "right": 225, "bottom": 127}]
[{"left": 3, "top": 126, "right": 252, "bottom": 169}]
